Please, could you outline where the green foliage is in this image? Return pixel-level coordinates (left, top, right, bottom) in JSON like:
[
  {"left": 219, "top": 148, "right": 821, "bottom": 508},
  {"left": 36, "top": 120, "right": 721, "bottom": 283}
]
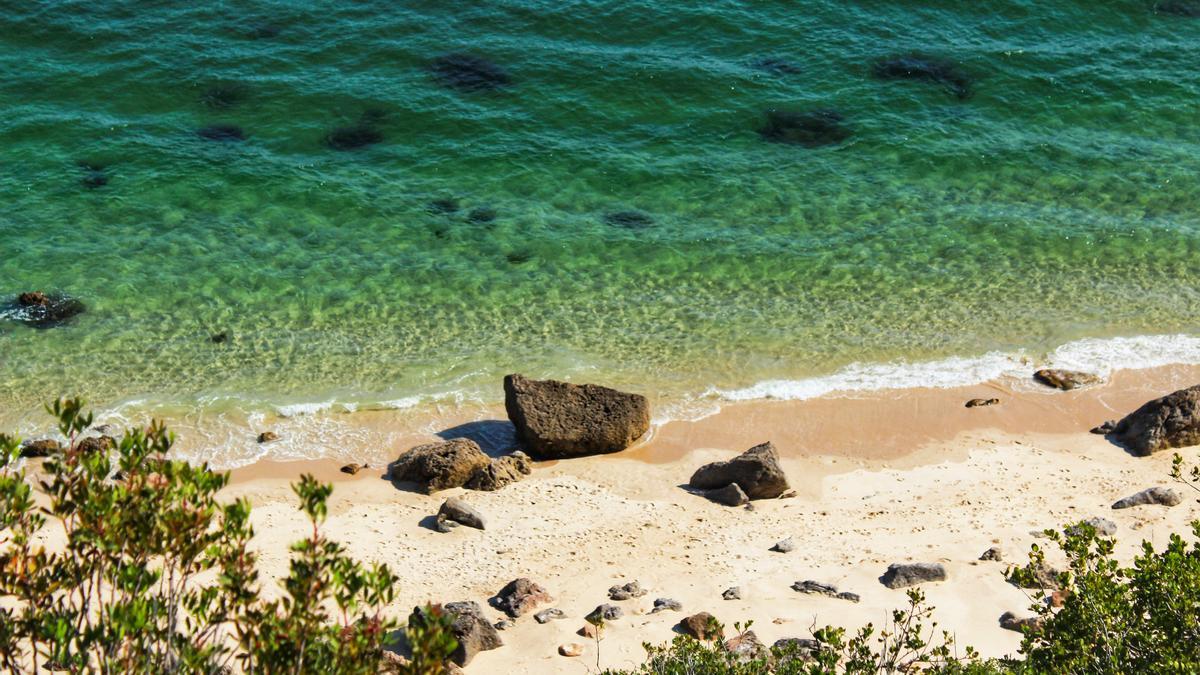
[
  {"left": 402, "top": 605, "right": 459, "bottom": 675},
  {"left": 606, "top": 590, "right": 1000, "bottom": 674},
  {"left": 0, "top": 399, "right": 404, "bottom": 674}
]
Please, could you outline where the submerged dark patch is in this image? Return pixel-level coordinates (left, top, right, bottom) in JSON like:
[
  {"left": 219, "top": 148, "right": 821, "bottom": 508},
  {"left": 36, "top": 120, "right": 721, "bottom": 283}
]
[
  {"left": 197, "top": 124, "right": 246, "bottom": 141},
  {"left": 429, "top": 54, "right": 513, "bottom": 93},
  {"left": 429, "top": 198, "right": 460, "bottom": 214},
  {"left": 604, "top": 210, "right": 655, "bottom": 228},
  {"left": 758, "top": 109, "right": 850, "bottom": 148},
  {"left": 201, "top": 83, "right": 249, "bottom": 109},
  {"left": 81, "top": 172, "right": 108, "bottom": 189},
  {"left": 246, "top": 22, "right": 282, "bottom": 39},
  {"left": 872, "top": 54, "right": 973, "bottom": 100},
  {"left": 506, "top": 250, "right": 532, "bottom": 265},
  {"left": 751, "top": 58, "right": 803, "bottom": 75},
  {"left": 210, "top": 331, "right": 229, "bottom": 344},
  {"left": 324, "top": 124, "right": 383, "bottom": 150},
  {"left": 467, "top": 207, "right": 497, "bottom": 224},
  {"left": 1155, "top": 0, "right": 1200, "bottom": 16},
  {"left": 6, "top": 291, "right": 86, "bottom": 328}
]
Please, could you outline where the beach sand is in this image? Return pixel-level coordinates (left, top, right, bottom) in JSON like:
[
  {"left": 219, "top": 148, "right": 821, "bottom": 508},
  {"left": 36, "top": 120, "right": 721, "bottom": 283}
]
[{"left": 205, "top": 363, "right": 1200, "bottom": 672}]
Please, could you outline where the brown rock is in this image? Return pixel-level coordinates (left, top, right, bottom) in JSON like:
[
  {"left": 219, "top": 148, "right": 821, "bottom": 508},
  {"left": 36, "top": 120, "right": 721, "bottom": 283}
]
[
  {"left": 999, "top": 611, "right": 1042, "bottom": 633},
  {"left": 17, "top": 291, "right": 49, "bottom": 306},
  {"left": 558, "top": 643, "right": 584, "bottom": 657},
  {"left": 465, "top": 451, "right": 532, "bottom": 491},
  {"left": 76, "top": 436, "right": 115, "bottom": 454},
  {"left": 339, "top": 463, "right": 365, "bottom": 475},
  {"left": 257, "top": 431, "right": 280, "bottom": 444},
  {"left": 1111, "top": 384, "right": 1200, "bottom": 455},
  {"left": 577, "top": 624, "right": 598, "bottom": 639},
  {"left": 1049, "top": 589, "right": 1070, "bottom": 608},
  {"left": 390, "top": 438, "right": 490, "bottom": 493},
  {"left": 708, "top": 482, "right": 749, "bottom": 506},
  {"left": 1033, "top": 369, "right": 1101, "bottom": 391},
  {"left": 492, "top": 578, "right": 553, "bottom": 618},
  {"left": 979, "top": 547, "right": 1003, "bottom": 562},
  {"left": 409, "top": 602, "right": 502, "bottom": 666},
  {"left": 679, "top": 612, "right": 723, "bottom": 640},
  {"left": 11, "top": 291, "right": 85, "bottom": 328},
  {"left": 608, "top": 580, "right": 646, "bottom": 601},
  {"left": 20, "top": 439, "right": 61, "bottom": 458},
  {"left": 689, "top": 442, "right": 790, "bottom": 499},
  {"left": 503, "top": 374, "right": 650, "bottom": 459},
  {"left": 724, "top": 630, "right": 767, "bottom": 661},
  {"left": 965, "top": 398, "right": 999, "bottom": 408}
]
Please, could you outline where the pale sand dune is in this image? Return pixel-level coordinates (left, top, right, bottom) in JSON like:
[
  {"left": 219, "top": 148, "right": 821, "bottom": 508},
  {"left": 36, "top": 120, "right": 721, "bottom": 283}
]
[{"left": 218, "top": 365, "right": 1200, "bottom": 673}]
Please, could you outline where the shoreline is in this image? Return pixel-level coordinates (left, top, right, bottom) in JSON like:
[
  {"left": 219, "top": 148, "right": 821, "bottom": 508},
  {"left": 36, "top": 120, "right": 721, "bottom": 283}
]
[{"left": 211, "top": 362, "right": 1200, "bottom": 672}]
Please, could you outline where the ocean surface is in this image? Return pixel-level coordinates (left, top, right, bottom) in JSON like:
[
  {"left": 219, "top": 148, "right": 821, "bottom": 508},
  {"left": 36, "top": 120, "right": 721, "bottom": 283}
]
[{"left": 4, "top": 0, "right": 1200, "bottom": 465}]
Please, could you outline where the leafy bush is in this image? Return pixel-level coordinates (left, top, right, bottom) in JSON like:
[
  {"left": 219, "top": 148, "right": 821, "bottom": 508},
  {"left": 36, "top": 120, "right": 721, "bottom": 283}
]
[{"left": 0, "top": 399, "right": 448, "bottom": 674}]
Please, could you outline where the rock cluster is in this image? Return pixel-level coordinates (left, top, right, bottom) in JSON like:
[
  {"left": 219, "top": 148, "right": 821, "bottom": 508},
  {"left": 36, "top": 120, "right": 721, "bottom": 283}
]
[{"left": 492, "top": 578, "right": 552, "bottom": 618}]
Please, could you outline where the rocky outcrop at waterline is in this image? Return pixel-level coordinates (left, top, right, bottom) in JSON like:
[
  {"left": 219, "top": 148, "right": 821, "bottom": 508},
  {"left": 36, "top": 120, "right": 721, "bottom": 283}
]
[
  {"left": 1107, "top": 383, "right": 1200, "bottom": 455},
  {"left": 503, "top": 374, "right": 650, "bottom": 460}
]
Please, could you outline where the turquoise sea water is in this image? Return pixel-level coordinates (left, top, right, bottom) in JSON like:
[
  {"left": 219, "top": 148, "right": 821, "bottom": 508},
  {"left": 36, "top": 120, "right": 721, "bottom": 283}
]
[{"left": 4, "top": 1, "right": 1200, "bottom": 461}]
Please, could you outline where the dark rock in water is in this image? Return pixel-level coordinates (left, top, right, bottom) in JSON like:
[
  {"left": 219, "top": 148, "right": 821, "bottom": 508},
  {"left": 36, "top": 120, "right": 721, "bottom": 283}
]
[
  {"left": 758, "top": 109, "right": 850, "bottom": 148},
  {"left": 751, "top": 57, "right": 802, "bottom": 75},
  {"left": 410, "top": 602, "right": 501, "bottom": 666},
  {"left": 1065, "top": 516, "right": 1117, "bottom": 537},
  {"left": 468, "top": 207, "right": 497, "bottom": 224},
  {"left": 708, "top": 482, "right": 749, "bottom": 507},
  {"left": 76, "top": 436, "right": 115, "bottom": 454},
  {"left": 429, "top": 198, "right": 460, "bottom": 214},
  {"left": 464, "top": 451, "right": 532, "bottom": 491},
  {"left": 8, "top": 291, "right": 85, "bottom": 328},
  {"left": 1156, "top": 0, "right": 1200, "bottom": 16},
  {"left": 504, "top": 374, "right": 651, "bottom": 460},
  {"left": 201, "top": 83, "right": 249, "bottom": 109},
  {"left": 257, "top": 431, "right": 280, "bottom": 444},
  {"left": 881, "top": 562, "right": 947, "bottom": 589},
  {"left": 1091, "top": 420, "right": 1117, "bottom": 435},
  {"left": 871, "top": 54, "right": 974, "bottom": 100},
  {"left": 430, "top": 53, "right": 513, "bottom": 92},
  {"left": 20, "top": 439, "right": 61, "bottom": 458},
  {"left": 1033, "top": 369, "right": 1101, "bottom": 391},
  {"left": 81, "top": 171, "right": 108, "bottom": 189},
  {"left": 604, "top": 210, "right": 654, "bottom": 228},
  {"left": 965, "top": 398, "right": 999, "bottom": 408},
  {"left": 245, "top": 22, "right": 282, "bottom": 39},
  {"left": 492, "top": 578, "right": 552, "bottom": 617},
  {"left": 689, "top": 442, "right": 790, "bottom": 499},
  {"left": 505, "top": 251, "right": 533, "bottom": 265},
  {"left": 197, "top": 124, "right": 246, "bottom": 142},
  {"left": 1112, "top": 486, "right": 1182, "bottom": 509},
  {"left": 650, "top": 597, "right": 682, "bottom": 613},
  {"left": 608, "top": 581, "right": 646, "bottom": 601},
  {"left": 390, "top": 438, "right": 490, "bottom": 493},
  {"left": 585, "top": 604, "right": 623, "bottom": 624},
  {"left": 1110, "top": 384, "right": 1200, "bottom": 455},
  {"left": 325, "top": 124, "right": 382, "bottom": 150},
  {"left": 210, "top": 331, "right": 229, "bottom": 344},
  {"left": 359, "top": 107, "right": 388, "bottom": 125},
  {"left": 679, "top": 612, "right": 722, "bottom": 640}
]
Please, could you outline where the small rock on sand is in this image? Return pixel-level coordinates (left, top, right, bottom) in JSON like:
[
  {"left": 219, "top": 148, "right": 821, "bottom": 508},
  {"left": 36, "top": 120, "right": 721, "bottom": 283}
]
[
  {"left": 1033, "top": 369, "right": 1101, "bottom": 391},
  {"left": 1109, "top": 383, "right": 1200, "bottom": 455},
  {"left": 608, "top": 581, "right": 646, "bottom": 601},
  {"left": 339, "top": 463, "right": 365, "bottom": 475},
  {"left": 722, "top": 587, "right": 742, "bottom": 600},
  {"left": 1112, "top": 487, "right": 1182, "bottom": 509},
  {"left": 689, "top": 442, "right": 790, "bottom": 499},
  {"left": 493, "top": 578, "right": 552, "bottom": 617},
  {"left": 585, "top": 604, "right": 622, "bottom": 624},
  {"left": 708, "top": 483, "right": 749, "bottom": 506},
  {"left": 558, "top": 643, "right": 584, "bottom": 657},
  {"left": 650, "top": 598, "right": 682, "bottom": 613},
  {"left": 534, "top": 608, "right": 566, "bottom": 624},
  {"left": 770, "top": 537, "right": 795, "bottom": 553},
  {"left": 965, "top": 398, "right": 999, "bottom": 408},
  {"left": 436, "top": 498, "right": 487, "bottom": 531},
  {"left": 979, "top": 547, "right": 1003, "bottom": 562},
  {"left": 679, "top": 612, "right": 722, "bottom": 640},
  {"left": 724, "top": 630, "right": 767, "bottom": 660},
  {"left": 999, "top": 611, "right": 1042, "bottom": 632},
  {"left": 1065, "top": 516, "right": 1117, "bottom": 537}
]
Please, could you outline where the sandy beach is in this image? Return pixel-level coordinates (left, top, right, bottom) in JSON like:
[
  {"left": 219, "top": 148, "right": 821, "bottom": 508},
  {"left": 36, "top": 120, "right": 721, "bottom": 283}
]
[{"left": 202, "top": 364, "right": 1200, "bottom": 673}]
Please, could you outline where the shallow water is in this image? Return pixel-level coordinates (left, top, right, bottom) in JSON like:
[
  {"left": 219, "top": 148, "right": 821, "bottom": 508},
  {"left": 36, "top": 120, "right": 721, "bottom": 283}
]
[{"left": 3, "top": 1, "right": 1200, "bottom": 462}]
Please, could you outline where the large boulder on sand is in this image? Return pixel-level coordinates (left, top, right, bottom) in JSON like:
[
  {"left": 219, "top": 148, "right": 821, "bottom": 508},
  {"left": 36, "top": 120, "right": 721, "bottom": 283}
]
[
  {"left": 881, "top": 562, "right": 947, "bottom": 589},
  {"left": 492, "top": 578, "right": 553, "bottom": 618},
  {"left": 389, "top": 439, "right": 490, "bottom": 493},
  {"left": 689, "top": 442, "right": 790, "bottom": 499},
  {"left": 1110, "top": 384, "right": 1200, "bottom": 456},
  {"left": 503, "top": 374, "right": 650, "bottom": 459},
  {"left": 409, "top": 602, "right": 502, "bottom": 666}
]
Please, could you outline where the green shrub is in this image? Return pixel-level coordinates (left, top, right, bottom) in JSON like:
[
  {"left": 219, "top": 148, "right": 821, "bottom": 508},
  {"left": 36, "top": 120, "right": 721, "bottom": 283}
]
[{"left": 0, "top": 399, "right": 449, "bottom": 674}]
